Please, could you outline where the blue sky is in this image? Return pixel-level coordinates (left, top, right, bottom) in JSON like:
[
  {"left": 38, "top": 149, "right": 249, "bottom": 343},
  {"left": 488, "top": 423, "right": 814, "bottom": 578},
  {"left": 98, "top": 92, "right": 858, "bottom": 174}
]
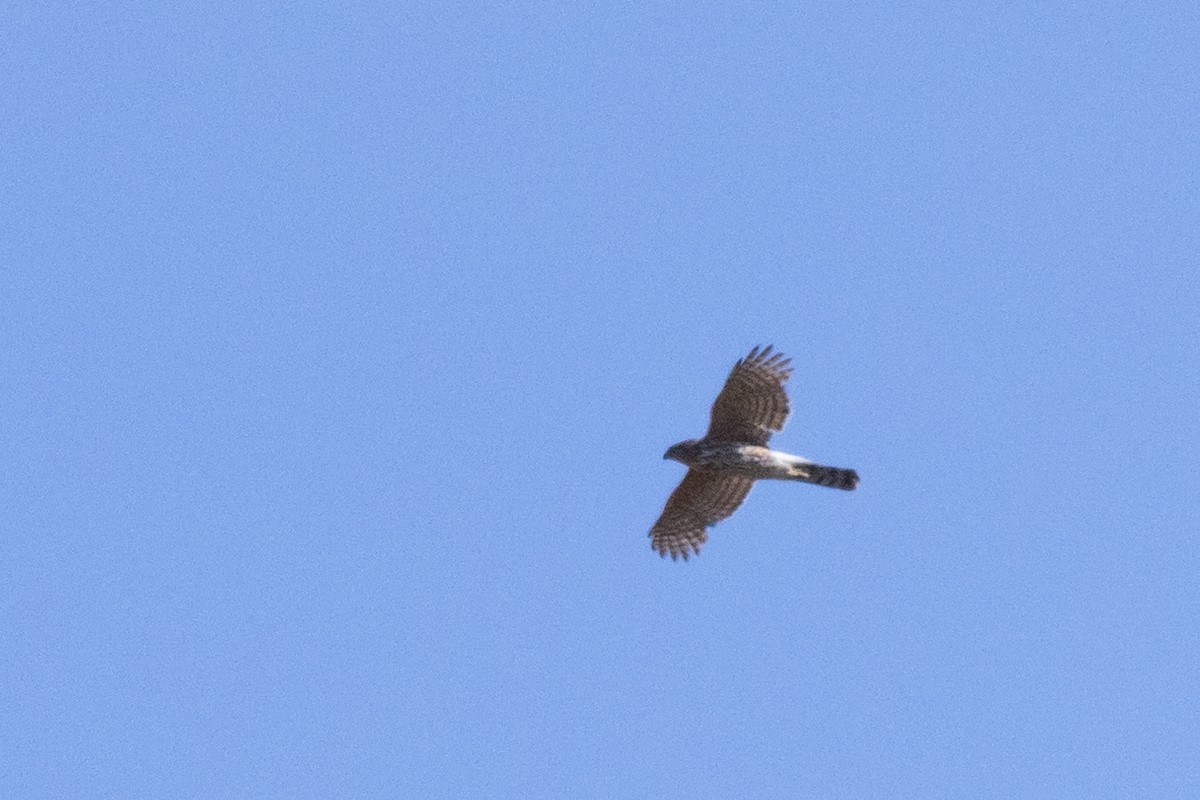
[{"left": 5, "top": 2, "right": 1199, "bottom": 797}]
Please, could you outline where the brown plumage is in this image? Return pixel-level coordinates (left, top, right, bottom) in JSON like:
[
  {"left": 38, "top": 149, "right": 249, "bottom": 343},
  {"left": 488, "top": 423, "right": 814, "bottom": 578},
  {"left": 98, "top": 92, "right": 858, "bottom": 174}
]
[{"left": 649, "top": 345, "right": 858, "bottom": 560}]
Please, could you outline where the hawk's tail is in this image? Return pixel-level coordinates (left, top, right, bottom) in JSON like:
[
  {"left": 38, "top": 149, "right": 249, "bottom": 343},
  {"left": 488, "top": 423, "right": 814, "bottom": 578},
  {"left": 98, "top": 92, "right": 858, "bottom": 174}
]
[{"left": 788, "top": 462, "right": 859, "bottom": 491}]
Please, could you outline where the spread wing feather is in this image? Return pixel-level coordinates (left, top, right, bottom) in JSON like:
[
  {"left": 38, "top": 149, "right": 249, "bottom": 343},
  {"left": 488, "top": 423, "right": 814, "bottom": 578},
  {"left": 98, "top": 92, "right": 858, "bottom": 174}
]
[
  {"left": 705, "top": 345, "right": 793, "bottom": 446},
  {"left": 649, "top": 470, "right": 754, "bottom": 560}
]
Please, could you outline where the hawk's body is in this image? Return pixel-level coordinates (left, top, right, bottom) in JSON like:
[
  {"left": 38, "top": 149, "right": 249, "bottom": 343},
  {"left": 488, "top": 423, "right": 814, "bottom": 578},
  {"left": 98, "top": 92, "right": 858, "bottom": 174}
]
[
  {"left": 649, "top": 346, "right": 858, "bottom": 560},
  {"left": 665, "top": 441, "right": 859, "bottom": 486}
]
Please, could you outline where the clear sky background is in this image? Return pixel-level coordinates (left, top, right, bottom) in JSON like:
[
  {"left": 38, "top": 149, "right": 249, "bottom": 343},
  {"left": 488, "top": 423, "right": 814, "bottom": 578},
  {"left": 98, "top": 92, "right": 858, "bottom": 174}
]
[{"left": 5, "top": 3, "right": 1199, "bottom": 798}]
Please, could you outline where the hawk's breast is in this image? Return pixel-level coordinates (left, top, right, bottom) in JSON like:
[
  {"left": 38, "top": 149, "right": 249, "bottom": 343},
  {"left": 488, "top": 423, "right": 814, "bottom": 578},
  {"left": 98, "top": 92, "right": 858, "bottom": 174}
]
[{"left": 693, "top": 443, "right": 778, "bottom": 475}]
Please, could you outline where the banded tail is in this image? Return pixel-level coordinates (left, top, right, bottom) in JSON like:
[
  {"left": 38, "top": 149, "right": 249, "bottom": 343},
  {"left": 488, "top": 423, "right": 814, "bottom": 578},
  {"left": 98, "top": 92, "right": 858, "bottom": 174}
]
[{"left": 789, "top": 462, "right": 859, "bottom": 491}]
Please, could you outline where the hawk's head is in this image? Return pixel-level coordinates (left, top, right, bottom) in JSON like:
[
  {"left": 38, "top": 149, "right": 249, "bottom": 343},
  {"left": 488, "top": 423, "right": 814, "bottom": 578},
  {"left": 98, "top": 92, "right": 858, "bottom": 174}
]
[{"left": 663, "top": 439, "right": 703, "bottom": 464}]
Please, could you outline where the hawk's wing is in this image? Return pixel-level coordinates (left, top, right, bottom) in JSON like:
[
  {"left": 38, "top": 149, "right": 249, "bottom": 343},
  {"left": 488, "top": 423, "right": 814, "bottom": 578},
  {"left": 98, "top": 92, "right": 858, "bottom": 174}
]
[
  {"left": 649, "top": 470, "right": 755, "bottom": 560},
  {"left": 705, "top": 345, "right": 793, "bottom": 446}
]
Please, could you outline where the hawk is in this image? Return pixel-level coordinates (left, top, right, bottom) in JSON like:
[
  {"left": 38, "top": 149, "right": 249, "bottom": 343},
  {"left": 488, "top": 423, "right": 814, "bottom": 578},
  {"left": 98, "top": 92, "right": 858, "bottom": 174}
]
[{"left": 649, "top": 345, "right": 859, "bottom": 560}]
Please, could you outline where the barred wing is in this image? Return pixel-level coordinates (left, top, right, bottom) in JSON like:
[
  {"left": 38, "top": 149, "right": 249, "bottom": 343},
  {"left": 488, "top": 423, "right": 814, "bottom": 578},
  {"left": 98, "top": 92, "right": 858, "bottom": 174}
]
[
  {"left": 649, "top": 470, "right": 755, "bottom": 560},
  {"left": 706, "top": 345, "right": 793, "bottom": 446}
]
